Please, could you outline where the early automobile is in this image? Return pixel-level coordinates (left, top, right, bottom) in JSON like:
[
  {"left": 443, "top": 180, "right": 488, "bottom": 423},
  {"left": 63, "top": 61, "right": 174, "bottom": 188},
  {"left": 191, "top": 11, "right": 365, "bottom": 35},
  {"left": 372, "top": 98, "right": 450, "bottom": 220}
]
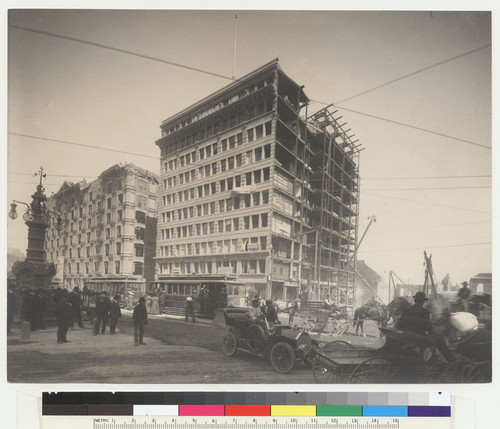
[{"left": 221, "top": 307, "right": 318, "bottom": 373}]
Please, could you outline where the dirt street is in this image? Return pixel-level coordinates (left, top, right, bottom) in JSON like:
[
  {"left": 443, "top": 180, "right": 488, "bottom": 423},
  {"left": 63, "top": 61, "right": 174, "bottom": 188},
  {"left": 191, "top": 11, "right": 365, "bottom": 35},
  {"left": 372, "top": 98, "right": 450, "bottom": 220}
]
[{"left": 7, "top": 312, "right": 384, "bottom": 384}]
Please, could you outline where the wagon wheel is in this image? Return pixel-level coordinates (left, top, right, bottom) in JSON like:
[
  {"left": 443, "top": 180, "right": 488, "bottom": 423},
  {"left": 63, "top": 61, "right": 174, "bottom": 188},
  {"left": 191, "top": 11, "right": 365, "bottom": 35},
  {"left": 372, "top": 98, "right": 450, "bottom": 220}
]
[
  {"left": 246, "top": 324, "right": 266, "bottom": 354},
  {"left": 325, "top": 321, "right": 336, "bottom": 335},
  {"left": 313, "top": 341, "right": 354, "bottom": 383},
  {"left": 330, "top": 319, "right": 350, "bottom": 336},
  {"left": 222, "top": 327, "right": 238, "bottom": 357},
  {"left": 339, "top": 319, "right": 351, "bottom": 335},
  {"left": 443, "top": 360, "right": 490, "bottom": 383},
  {"left": 316, "top": 320, "right": 328, "bottom": 333},
  {"left": 270, "top": 341, "right": 296, "bottom": 374},
  {"left": 312, "top": 357, "right": 337, "bottom": 383},
  {"left": 301, "top": 315, "right": 316, "bottom": 332},
  {"left": 349, "top": 356, "right": 398, "bottom": 383}
]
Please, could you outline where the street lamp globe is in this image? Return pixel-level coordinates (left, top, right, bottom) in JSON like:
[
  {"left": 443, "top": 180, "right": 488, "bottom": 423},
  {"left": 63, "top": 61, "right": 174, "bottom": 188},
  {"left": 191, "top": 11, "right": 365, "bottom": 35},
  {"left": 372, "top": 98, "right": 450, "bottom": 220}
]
[{"left": 9, "top": 202, "right": 18, "bottom": 220}]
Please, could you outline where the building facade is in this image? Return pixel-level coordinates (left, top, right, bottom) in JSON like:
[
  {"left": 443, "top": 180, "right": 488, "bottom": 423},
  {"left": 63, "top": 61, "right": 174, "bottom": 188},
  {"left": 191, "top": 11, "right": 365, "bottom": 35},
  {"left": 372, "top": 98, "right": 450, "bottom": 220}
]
[
  {"left": 45, "top": 163, "right": 158, "bottom": 295},
  {"left": 154, "top": 59, "right": 360, "bottom": 312},
  {"left": 469, "top": 273, "right": 492, "bottom": 296}
]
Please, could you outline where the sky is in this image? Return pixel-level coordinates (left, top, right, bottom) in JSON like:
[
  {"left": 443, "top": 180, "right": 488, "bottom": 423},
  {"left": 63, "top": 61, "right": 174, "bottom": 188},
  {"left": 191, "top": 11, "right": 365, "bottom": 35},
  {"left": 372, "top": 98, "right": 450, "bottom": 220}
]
[{"left": 5, "top": 8, "right": 493, "bottom": 290}]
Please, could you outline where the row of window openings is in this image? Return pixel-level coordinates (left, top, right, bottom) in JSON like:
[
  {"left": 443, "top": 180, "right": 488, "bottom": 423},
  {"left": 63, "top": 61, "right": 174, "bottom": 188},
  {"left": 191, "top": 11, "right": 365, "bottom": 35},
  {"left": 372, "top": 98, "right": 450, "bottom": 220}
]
[
  {"left": 163, "top": 190, "right": 270, "bottom": 223},
  {"left": 66, "top": 260, "right": 143, "bottom": 276},
  {"left": 47, "top": 226, "right": 147, "bottom": 249},
  {"left": 163, "top": 143, "right": 272, "bottom": 190},
  {"left": 54, "top": 176, "right": 154, "bottom": 219},
  {"left": 161, "top": 97, "right": 272, "bottom": 149},
  {"left": 160, "top": 236, "right": 267, "bottom": 258},
  {"left": 162, "top": 213, "right": 268, "bottom": 240},
  {"left": 49, "top": 209, "right": 148, "bottom": 240},
  {"left": 163, "top": 167, "right": 271, "bottom": 207},
  {"left": 164, "top": 121, "right": 272, "bottom": 172},
  {"left": 159, "top": 259, "right": 267, "bottom": 275},
  {"left": 57, "top": 242, "right": 145, "bottom": 260},
  {"left": 162, "top": 79, "right": 271, "bottom": 137},
  {"left": 62, "top": 193, "right": 125, "bottom": 221}
]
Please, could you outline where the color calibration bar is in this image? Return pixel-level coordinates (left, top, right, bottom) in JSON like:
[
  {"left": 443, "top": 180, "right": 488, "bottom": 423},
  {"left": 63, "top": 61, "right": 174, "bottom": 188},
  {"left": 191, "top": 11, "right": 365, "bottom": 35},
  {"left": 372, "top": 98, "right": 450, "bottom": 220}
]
[
  {"left": 58, "top": 404, "right": 449, "bottom": 417},
  {"left": 42, "top": 392, "right": 451, "bottom": 429}
]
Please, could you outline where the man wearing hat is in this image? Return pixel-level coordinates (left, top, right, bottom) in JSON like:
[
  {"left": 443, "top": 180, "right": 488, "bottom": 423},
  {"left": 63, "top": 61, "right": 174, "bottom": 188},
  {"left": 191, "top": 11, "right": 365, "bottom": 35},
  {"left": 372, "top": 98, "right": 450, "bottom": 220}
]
[
  {"left": 248, "top": 298, "right": 269, "bottom": 336},
  {"left": 457, "top": 281, "right": 471, "bottom": 311},
  {"left": 109, "top": 294, "right": 122, "bottom": 334},
  {"left": 133, "top": 296, "right": 148, "bottom": 346},
  {"left": 69, "top": 287, "right": 84, "bottom": 328},
  {"left": 7, "top": 284, "right": 17, "bottom": 335},
  {"left": 93, "top": 291, "right": 111, "bottom": 335},
  {"left": 397, "top": 291, "right": 455, "bottom": 362}
]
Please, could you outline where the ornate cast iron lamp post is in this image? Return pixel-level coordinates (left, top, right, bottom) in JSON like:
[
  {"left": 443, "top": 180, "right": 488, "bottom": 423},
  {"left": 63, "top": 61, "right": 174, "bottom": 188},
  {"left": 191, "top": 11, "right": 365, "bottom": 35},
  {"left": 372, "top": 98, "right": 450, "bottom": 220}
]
[{"left": 9, "top": 167, "right": 62, "bottom": 290}]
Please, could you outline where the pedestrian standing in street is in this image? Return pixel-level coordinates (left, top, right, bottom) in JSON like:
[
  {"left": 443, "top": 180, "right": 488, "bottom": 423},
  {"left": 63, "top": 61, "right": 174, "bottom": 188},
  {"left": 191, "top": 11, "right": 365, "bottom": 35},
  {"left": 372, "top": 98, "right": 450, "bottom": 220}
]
[
  {"left": 7, "top": 284, "right": 17, "bottom": 335},
  {"left": 288, "top": 296, "right": 300, "bottom": 326},
  {"left": 55, "top": 292, "right": 73, "bottom": 344},
  {"left": 457, "top": 281, "right": 471, "bottom": 311},
  {"left": 28, "top": 290, "right": 40, "bottom": 332},
  {"left": 93, "top": 291, "right": 111, "bottom": 335},
  {"left": 133, "top": 296, "right": 148, "bottom": 346},
  {"left": 109, "top": 294, "right": 122, "bottom": 335},
  {"left": 69, "top": 287, "right": 84, "bottom": 328},
  {"left": 21, "top": 288, "right": 31, "bottom": 323},
  {"left": 37, "top": 289, "right": 47, "bottom": 330},
  {"left": 184, "top": 296, "right": 196, "bottom": 323}
]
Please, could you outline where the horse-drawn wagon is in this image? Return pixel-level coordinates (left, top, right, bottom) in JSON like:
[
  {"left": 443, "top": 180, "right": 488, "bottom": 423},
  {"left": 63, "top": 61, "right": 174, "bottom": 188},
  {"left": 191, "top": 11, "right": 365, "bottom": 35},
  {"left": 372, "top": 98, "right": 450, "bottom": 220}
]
[
  {"left": 311, "top": 324, "right": 491, "bottom": 383},
  {"left": 290, "top": 301, "right": 351, "bottom": 336},
  {"left": 220, "top": 307, "right": 318, "bottom": 373}
]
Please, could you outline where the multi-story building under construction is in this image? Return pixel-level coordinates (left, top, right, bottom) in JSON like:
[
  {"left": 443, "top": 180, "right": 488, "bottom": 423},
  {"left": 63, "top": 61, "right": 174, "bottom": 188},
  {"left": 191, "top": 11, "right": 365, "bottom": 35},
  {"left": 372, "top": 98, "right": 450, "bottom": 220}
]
[
  {"left": 154, "top": 59, "right": 360, "bottom": 315},
  {"left": 45, "top": 163, "right": 158, "bottom": 295}
]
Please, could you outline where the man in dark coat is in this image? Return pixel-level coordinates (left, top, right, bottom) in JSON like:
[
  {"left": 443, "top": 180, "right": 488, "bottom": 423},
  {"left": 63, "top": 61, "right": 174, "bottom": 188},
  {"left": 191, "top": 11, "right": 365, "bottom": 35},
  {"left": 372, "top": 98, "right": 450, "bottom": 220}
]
[
  {"left": 54, "top": 292, "right": 73, "bottom": 344},
  {"left": 109, "top": 294, "right": 122, "bottom": 334},
  {"left": 457, "top": 281, "right": 471, "bottom": 311},
  {"left": 93, "top": 291, "right": 111, "bottom": 335},
  {"left": 288, "top": 297, "right": 300, "bottom": 325},
  {"left": 28, "top": 290, "right": 42, "bottom": 331},
  {"left": 35, "top": 289, "right": 47, "bottom": 330},
  {"left": 69, "top": 287, "right": 84, "bottom": 328},
  {"left": 397, "top": 291, "right": 455, "bottom": 362},
  {"left": 133, "top": 296, "right": 148, "bottom": 346},
  {"left": 265, "top": 299, "right": 279, "bottom": 324},
  {"left": 7, "top": 284, "right": 17, "bottom": 334}
]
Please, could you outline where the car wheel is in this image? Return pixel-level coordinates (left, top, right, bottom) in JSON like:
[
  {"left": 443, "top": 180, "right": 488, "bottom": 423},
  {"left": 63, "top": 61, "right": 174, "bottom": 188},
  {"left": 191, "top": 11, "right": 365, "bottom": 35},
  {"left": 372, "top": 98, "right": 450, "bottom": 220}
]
[
  {"left": 270, "top": 342, "right": 296, "bottom": 374},
  {"left": 222, "top": 328, "right": 238, "bottom": 357}
]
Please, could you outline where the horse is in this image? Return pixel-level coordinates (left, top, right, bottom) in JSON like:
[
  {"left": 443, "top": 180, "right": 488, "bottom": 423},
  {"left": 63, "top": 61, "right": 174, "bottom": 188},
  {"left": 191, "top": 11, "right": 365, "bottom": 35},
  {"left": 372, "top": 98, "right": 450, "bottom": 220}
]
[
  {"left": 386, "top": 296, "right": 411, "bottom": 325},
  {"left": 352, "top": 303, "right": 389, "bottom": 336}
]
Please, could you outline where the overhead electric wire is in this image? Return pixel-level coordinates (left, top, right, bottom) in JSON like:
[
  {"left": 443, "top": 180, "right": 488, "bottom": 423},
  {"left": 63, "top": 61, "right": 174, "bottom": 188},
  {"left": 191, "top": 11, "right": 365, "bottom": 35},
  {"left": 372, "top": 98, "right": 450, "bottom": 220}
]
[
  {"left": 362, "top": 191, "right": 491, "bottom": 214},
  {"left": 8, "top": 132, "right": 159, "bottom": 159},
  {"left": 335, "top": 44, "right": 491, "bottom": 104},
  {"left": 9, "top": 172, "right": 99, "bottom": 179},
  {"left": 388, "top": 220, "right": 491, "bottom": 233},
  {"left": 359, "top": 241, "right": 491, "bottom": 253},
  {"left": 10, "top": 25, "right": 491, "bottom": 150},
  {"left": 362, "top": 185, "right": 491, "bottom": 191},
  {"left": 9, "top": 25, "right": 233, "bottom": 81},
  {"left": 362, "top": 175, "right": 491, "bottom": 180},
  {"left": 310, "top": 101, "right": 491, "bottom": 150},
  {"left": 9, "top": 181, "right": 74, "bottom": 186}
]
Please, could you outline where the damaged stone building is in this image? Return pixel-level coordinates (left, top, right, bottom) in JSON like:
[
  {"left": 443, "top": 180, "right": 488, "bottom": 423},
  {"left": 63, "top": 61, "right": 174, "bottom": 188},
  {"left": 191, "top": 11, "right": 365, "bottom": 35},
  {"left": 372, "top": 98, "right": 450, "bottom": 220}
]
[
  {"left": 45, "top": 163, "right": 158, "bottom": 296},
  {"left": 153, "top": 59, "right": 360, "bottom": 314}
]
